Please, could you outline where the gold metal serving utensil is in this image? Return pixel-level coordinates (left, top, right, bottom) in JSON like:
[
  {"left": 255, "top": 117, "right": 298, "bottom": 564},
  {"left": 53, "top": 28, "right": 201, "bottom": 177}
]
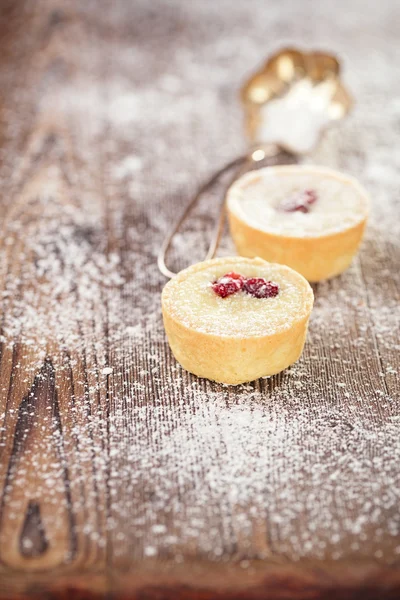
[{"left": 158, "top": 48, "right": 353, "bottom": 279}]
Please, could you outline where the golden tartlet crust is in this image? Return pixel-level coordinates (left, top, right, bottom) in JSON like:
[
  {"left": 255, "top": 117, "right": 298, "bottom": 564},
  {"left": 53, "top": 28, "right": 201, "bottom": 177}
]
[{"left": 162, "top": 257, "right": 314, "bottom": 385}]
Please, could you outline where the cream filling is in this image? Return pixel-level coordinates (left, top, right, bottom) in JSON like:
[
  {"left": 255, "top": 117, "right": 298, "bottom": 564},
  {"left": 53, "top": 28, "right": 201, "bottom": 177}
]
[
  {"left": 164, "top": 259, "right": 311, "bottom": 338},
  {"left": 228, "top": 166, "right": 369, "bottom": 238}
]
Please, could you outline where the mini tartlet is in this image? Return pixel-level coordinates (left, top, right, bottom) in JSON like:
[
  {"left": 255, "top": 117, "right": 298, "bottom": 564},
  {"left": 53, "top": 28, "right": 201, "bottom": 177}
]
[
  {"left": 161, "top": 256, "right": 313, "bottom": 385},
  {"left": 227, "top": 165, "right": 369, "bottom": 282}
]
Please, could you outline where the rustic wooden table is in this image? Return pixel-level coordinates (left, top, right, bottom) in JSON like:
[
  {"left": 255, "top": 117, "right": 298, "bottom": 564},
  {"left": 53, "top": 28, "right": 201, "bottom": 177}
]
[{"left": 0, "top": 0, "right": 399, "bottom": 598}]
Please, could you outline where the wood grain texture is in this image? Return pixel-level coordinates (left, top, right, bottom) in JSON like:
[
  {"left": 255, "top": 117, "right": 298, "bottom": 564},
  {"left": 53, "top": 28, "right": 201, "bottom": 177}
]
[{"left": 0, "top": 0, "right": 399, "bottom": 598}]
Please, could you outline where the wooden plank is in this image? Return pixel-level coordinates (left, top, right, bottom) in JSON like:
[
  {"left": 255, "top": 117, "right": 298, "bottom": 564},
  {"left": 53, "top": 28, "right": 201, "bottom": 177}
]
[{"left": 0, "top": 0, "right": 399, "bottom": 598}]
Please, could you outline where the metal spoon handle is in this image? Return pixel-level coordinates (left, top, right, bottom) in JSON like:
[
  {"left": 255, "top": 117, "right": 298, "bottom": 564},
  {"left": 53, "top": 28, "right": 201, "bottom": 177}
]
[
  {"left": 157, "top": 154, "right": 247, "bottom": 279},
  {"left": 158, "top": 145, "right": 295, "bottom": 279}
]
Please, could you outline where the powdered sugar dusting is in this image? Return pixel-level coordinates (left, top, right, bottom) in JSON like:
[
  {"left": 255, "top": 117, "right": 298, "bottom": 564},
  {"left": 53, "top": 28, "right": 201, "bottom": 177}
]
[{"left": 0, "top": 0, "right": 399, "bottom": 574}]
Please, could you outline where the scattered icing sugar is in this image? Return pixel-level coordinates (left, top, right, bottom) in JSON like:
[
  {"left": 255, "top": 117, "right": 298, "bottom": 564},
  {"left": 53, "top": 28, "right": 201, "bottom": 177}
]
[
  {"left": 0, "top": 0, "right": 399, "bottom": 569},
  {"left": 227, "top": 166, "right": 369, "bottom": 237},
  {"left": 112, "top": 155, "right": 143, "bottom": 179}
]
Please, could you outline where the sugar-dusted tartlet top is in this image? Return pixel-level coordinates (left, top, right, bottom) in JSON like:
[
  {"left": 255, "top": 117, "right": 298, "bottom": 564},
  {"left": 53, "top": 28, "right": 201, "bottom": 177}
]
[
  {"left": 162, "top": 257, "right": 313, "bottom": 338},
  {"left": 227, "top": 165, "right": 369, "bottom": 238}
]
